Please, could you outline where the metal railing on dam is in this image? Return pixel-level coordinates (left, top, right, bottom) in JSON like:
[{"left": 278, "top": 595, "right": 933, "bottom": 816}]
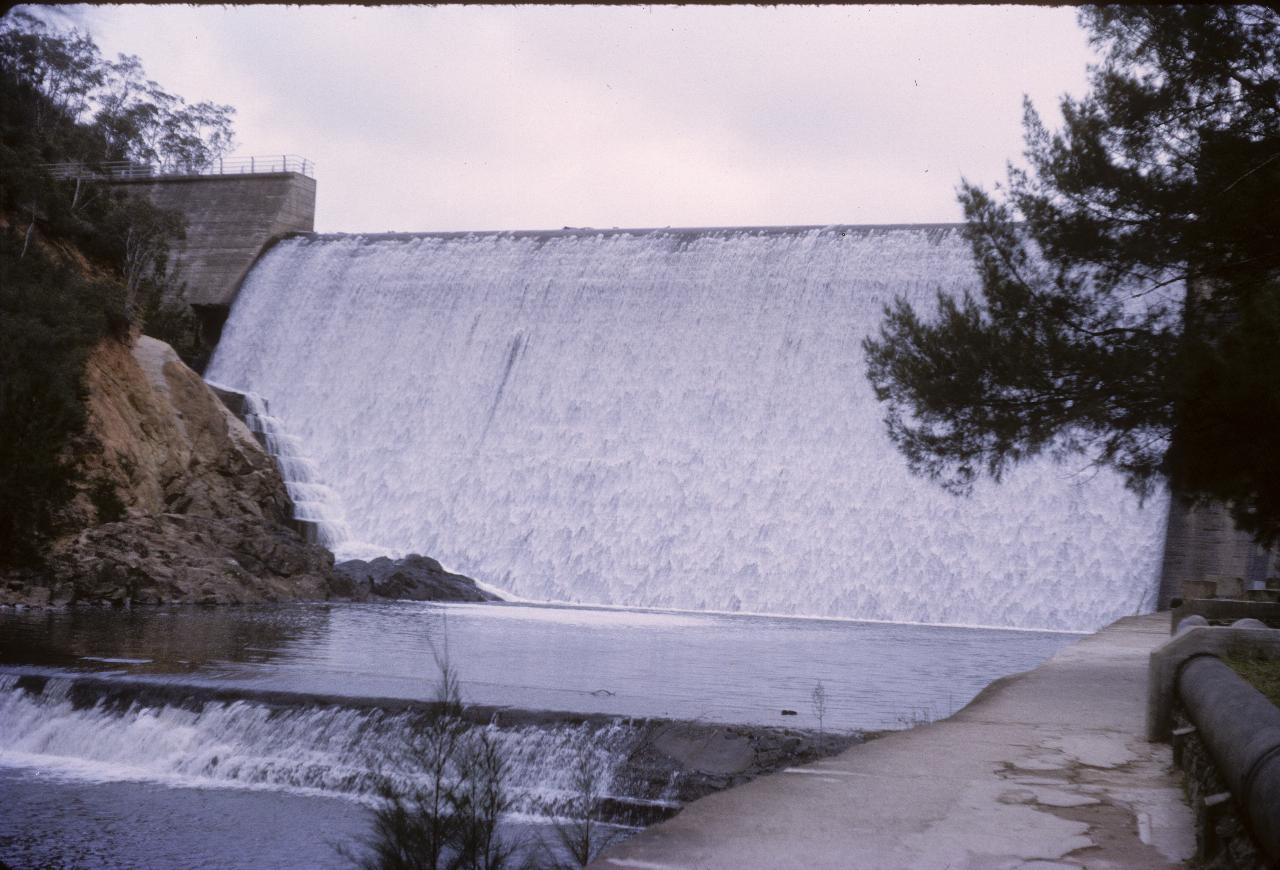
[{"left": 42, "top": 154, "right": 315, "bottom": 181}]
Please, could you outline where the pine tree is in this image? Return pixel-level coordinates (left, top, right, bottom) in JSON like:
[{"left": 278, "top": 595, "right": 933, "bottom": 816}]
[{"left": 864, "top": 6, "right": 1280, "bottom": 543}]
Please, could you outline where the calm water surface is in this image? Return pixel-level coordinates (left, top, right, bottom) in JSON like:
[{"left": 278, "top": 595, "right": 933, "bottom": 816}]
[
  {"left": 0, "top": 600, "right": 1078, "bottom": 730},
  {"left": 0, "top": 601, "right": 1081, "bottom": 868}
]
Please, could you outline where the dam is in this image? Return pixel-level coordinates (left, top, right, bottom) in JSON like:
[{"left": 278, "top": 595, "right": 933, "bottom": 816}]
[
  {"left": 206, "top": 224, "right": 1168, "bottom": 633},
  {"left": 5, "top": 201, "right": 1244, "bottom": 869}
]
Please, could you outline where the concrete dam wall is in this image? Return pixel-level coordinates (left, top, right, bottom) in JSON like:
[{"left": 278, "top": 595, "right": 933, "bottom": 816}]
[
  {"left": 206, "top": 226, "right": 1169, "bottom": 632},
  {"left": 127, "top": 169, "right": 1266, "bottom": 619}
]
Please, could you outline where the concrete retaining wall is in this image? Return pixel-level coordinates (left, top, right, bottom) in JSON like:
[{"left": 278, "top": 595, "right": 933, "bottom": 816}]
[
  {"left": 1147, "top": 623, "right": 1280, "bottom": 741},
  {"left": 1150, "top": 622, "right": 1280, "bottom": 866},
  {"left": 1159, "top": 498, "right": 1275, "bottom": 609},
  {"left": 1171, "top": 701, "right": 1272, "bottom": 868},
  {"left": 111, "top": 172, "right": 315, "bottom": 345}
]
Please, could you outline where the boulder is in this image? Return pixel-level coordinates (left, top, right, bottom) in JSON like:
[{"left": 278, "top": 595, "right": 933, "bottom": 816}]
[{"left": 334, "top": 554, "right": 499, "bottom": 603}]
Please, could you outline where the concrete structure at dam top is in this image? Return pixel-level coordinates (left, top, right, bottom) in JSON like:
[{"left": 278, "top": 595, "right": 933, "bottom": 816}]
[{"left": 104, "top": 157, "right": 316, "bottom": 345}]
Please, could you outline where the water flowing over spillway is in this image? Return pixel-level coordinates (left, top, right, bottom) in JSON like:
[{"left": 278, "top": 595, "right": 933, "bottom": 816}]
[
  {"left": 208, "top": 225, "right": 1167, "bottom": 632},
  {"left": 240, "top": 390, "right": 354, "bottom": 549},
  {"left": 0, "top": 674, "right": 668, "bottom": 824}
]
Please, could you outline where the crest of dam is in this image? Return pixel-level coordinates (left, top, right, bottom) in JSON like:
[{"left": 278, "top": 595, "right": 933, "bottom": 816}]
[{"left": 206, "top": 224, "right": 1167, "bottom": 632}]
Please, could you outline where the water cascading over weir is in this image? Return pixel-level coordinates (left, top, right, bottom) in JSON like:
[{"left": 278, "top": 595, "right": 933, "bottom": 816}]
[{"left": 206, "top": 225, "right": 1169, "bottom": 632}]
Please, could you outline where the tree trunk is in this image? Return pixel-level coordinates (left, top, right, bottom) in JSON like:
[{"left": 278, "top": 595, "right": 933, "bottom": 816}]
[{"left": 19, "top": 202, "right": 35, "bottom": 260}]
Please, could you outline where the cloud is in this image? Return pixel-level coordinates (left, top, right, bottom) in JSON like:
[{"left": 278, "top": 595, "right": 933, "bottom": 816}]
[{"left": 57, "top": 4, "right": 1092, "bottom": 232}]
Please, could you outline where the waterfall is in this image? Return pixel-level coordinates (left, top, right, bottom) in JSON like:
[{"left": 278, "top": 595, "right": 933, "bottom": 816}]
[
  {"left": 239, "top": 391, "right": 355, "bottom": 553},
  {"left": 207, "top": 225, "right": 1168, "bottom": 632},
  {"left": 0, "top": 675, "right": 669, "bottom": 823}
]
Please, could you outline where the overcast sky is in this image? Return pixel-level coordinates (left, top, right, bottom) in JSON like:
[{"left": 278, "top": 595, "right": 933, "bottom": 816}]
[{"left": 45, "top": 4, "right": 1094, "bottom": 233}]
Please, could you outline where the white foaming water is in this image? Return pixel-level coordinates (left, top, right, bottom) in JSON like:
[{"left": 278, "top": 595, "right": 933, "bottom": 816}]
[
  {"left": 0, "top": 678, "right": 653, "bottom": 818},
  {"left": 237, "top": 391, "right": 356, "bottom": 552},
  {"left": 207, "top": 226, "right": 1167, "bottom": 632}
]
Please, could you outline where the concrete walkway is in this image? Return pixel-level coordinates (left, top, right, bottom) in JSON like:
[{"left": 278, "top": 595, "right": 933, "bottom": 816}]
[{"left": 596, "top": 613, "right": 1194, "bottom": 869}]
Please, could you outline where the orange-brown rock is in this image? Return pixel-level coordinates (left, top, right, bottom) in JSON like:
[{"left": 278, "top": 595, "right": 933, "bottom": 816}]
[
  {"left": 1, "top": 335, "right": 336, "bottom": 607},
  {"left": 79, "top": 334, "right": 292, "bottom": 522}
]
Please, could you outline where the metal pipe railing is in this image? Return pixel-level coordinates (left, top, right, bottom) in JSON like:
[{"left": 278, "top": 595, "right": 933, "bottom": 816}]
[
  {"left": 1177, "top": 653, "right": 1280, "bottom": 861},
  {"left": 42, "top": 154, "right": 314, "bottom": 181}
]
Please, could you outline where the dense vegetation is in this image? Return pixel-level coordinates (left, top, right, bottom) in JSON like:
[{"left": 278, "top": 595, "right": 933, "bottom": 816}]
[
  {"left": 0, "top": 11, "right": 235, "bottom": 567},
  {"left": 864, "top": 7, "right": 1280, "bottom": 544}
]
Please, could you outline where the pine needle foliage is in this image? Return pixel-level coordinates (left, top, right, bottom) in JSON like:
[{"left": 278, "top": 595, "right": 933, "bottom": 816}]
[{"left": 864, "top": 6, "right": 1280, "bottom": 543}]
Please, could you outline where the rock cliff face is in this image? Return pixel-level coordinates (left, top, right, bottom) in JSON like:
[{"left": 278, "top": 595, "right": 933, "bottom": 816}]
[{"left": 1, "top": 335, "right": 336, "bottom": 607}]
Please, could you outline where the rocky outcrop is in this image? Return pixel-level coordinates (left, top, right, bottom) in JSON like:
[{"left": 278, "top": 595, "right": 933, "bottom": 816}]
[
  {"left": 333, "top": 554, "right": 498, "bottom": 602},
  {"left": 0, "top": 335, "right": 337, "bottom": 607}
]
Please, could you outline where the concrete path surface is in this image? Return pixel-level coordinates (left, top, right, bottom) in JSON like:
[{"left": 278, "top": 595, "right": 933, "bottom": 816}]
[{"left": 596, "top": 613, "right": 1194, "bottom": 869}]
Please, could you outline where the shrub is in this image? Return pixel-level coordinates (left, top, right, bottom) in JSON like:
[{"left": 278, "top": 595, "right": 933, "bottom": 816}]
[
  {"left": 544, "top": 754, "right": 622, "bottom": 869},
  {"left": 353, "top": 652, "right": 518, "bottom": 870}
]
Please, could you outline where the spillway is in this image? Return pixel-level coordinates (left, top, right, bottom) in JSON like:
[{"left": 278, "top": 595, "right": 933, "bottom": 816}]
[
  {"left": 207, "top": 225, "right": 1167, "bottom": 632},
  {"left": 0, "top": 673, "right": 669, "bottom": 824}
]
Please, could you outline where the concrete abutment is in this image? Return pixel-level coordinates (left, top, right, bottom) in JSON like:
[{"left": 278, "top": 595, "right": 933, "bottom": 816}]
[{"left": 110, "top": 171, "right": 316, "bottom": 356}]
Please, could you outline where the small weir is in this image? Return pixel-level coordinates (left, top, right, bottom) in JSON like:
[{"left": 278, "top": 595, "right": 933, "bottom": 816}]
[
  {"left": 0, "top": 598, "right": 1076, "bottom": 864},
  {"left": 0, "top": 672, "right": 690, "bottom": 827}
]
